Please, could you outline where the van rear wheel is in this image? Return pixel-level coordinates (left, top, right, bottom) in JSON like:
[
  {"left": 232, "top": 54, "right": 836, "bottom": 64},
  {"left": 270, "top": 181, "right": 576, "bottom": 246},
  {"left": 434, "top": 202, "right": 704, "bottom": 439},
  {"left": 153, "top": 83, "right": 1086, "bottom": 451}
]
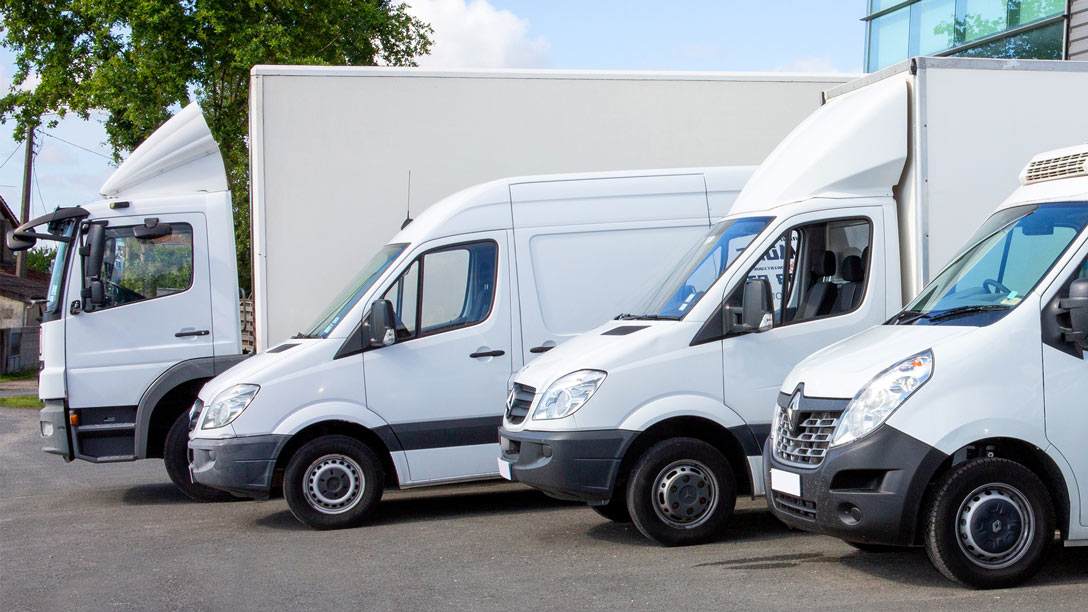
[
  {"left": 283, "top": 435, "right": 384, "bottom": 530},
  {"left": 923, "top": 458, "right": 1054, "bottom": 589},
  {"left": 626, "top": 437, "right": 735, "bottom": 546},
  {"left": 163, "top": 411, "right": 236, "bottom": 502}
]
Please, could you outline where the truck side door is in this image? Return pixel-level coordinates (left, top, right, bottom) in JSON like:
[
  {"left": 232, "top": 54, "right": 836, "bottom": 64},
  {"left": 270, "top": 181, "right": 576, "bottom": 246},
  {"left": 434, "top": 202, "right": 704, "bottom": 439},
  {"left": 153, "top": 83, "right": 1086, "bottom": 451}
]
[{"left": 64, "top": 213, "right": 213, "bottom": 461}]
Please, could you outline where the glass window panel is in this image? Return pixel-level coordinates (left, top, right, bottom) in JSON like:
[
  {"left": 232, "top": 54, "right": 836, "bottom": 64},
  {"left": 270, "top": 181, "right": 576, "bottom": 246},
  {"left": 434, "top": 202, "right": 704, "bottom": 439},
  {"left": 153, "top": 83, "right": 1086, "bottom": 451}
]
[
  {"left": 100, "top": 224, "right": 193, "bottom": 307},
  {"left": 954, "top": 20, "right": 1064, "bottom": 59},
  {"left": 963, "top": 0, "right": 1010, "bottom": 42},
  {"left": 381, "top": 260, "right": 419, "bottom": 338},
  {"left": 870, "top": 0, "right": 906, "bottom": 13},
  {"left": 419, "top": 242, "right": 497, "bottom": 333},
  {"left": 868, "top": 7, "right": 911, "bottom": 71},
  {"left": 911, "top": 0, "right": 957, "bottom": 55},
  {"left": 1019, "top": 0, "right": 1064, "bottom": 24}
]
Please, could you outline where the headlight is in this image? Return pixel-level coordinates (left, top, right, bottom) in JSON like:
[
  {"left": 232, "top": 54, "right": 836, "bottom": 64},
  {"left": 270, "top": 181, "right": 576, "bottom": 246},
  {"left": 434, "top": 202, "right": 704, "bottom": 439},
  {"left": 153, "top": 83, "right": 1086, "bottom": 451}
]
[
  {"left": 201, "top": 384, "right": 260, "bottom": 429},
  {"left": 532, "top": 370, "right": 607, "bottom": 421},
  {"left": 830, "top": 350, "right": 932, "bottom": 447}
]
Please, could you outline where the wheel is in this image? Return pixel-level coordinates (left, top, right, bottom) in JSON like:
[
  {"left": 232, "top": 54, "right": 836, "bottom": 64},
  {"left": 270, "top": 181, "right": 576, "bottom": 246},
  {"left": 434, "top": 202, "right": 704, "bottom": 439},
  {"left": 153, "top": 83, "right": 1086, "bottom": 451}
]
[
  {"left": 590, "top": 495, "right": 631, "bottom": 523},
  {"left": 924, "top": 458, "right": 1054, "bottom": 589},
  {"left": 163, "top": 411, "right": 236, "bottom": 502},
  {"left": 845, "top": 541, "right": 911, "bottom": 553},
  {"left": 626, "top": 437, "right": 735, "bottom": 546},
  {"left": 283, "top": 435, "right": 384, "bottom": 530}
]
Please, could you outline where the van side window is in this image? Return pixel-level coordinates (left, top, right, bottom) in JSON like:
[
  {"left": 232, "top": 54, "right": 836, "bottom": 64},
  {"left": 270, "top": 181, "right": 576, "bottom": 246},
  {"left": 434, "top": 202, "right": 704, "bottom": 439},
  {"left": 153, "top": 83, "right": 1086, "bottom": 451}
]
[
  {"left": 98, "top": 223, "right": 194, "bottom": 308},
  {"left": 727, "top": 218, "right": 872, "bottom": 325},
  {"left": 381, "top": 261, "right": 419, "bottom": 339}
]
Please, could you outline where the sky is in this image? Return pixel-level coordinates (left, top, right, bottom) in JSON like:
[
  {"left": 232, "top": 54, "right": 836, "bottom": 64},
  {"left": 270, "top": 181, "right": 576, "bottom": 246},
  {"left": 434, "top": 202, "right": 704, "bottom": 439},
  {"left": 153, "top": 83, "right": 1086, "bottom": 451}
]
[{"left": 0, "top": 1, "right": 867, "bottom": 219}]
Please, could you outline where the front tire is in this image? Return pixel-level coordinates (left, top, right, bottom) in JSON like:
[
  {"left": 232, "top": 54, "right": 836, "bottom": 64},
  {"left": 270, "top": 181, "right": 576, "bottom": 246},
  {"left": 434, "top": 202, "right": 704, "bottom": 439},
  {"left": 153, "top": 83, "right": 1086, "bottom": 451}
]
[
  {"left": 283, "top": 435, "right": 384, "bottom": 530},
  {"left": 626, "top": 438, "right": 735, "bottom": 546},
  {"left": 164, "top": 411, "right": 236, "bottom": 502},
  {"left": 923, "top": 458, "right": 1054, "bottom": 589}
]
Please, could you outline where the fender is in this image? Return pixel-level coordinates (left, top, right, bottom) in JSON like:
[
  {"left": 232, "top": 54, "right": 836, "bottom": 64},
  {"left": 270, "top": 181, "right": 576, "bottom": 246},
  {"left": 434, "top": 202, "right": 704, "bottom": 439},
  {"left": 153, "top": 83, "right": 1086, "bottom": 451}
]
[
  {"left": 134, "top": 354, "right": 248, "bottom": 458},
  {"left": 929, "top": 418, "right": 1050, "bottom": 459},
  {"left": 1046, "top": 444, "right": 1085, "bottom": 540},
  {"left": 618, "top": 393, "right": 749, "bottom": 433}
]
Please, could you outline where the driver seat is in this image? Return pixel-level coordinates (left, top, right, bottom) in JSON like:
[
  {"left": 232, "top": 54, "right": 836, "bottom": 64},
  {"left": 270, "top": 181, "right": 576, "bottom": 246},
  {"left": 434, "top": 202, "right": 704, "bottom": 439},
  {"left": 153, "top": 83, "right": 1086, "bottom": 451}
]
[{"left": 797, "top": 251, "right": 837, "bottom": 321}]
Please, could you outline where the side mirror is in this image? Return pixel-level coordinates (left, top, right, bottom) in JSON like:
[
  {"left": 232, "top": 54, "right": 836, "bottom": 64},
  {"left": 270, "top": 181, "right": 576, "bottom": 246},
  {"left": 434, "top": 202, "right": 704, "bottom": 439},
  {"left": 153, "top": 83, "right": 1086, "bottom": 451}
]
[
  {"left": 82, "top": 279, "right": 105, "bottom": 311},
  {"left": 6, "top": 229, "right": 35, "bottom": 251},
  {"left": 729, "top": 278, "right": 773, "bottom": 334},
  {"left": 83, "top": 223, "right": 106, "bottom": 281},
  {"left": 133, "top": 218, "right": 172, "bottom": 240},
  {"left": 368, "top": 299, "right": 397, "bottom": 347},
  {"left": 1060, "top": 278, "right": 1088, "bottom": 346}
]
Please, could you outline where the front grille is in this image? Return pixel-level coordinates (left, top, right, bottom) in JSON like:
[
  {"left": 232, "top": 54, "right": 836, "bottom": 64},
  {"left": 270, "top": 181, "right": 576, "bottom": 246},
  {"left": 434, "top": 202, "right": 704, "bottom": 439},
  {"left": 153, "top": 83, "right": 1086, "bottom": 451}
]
[
  {"left": 505, "top": 383, "right": 535, "bottom": 425},
  {"left": 773, "top": 406, "right": 841, "bottom": 467},
  {"left": 188, "top": 399, "right": 204, "bottom": 432},
  {"left": 772, "top": 491, "right": 816, "bottom": 521}
]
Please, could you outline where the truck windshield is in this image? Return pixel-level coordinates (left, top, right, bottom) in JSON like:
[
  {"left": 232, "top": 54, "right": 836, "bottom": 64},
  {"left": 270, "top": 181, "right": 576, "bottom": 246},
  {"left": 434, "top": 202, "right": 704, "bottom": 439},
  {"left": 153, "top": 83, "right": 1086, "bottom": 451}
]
[
  {"left": 46, "top": 220, "right": 78, "bottom": 313},
  {"left": 628, "top": 216, "right": 773, "bottom": 319},
  {"left": 894, "top": 202, "right": 1088, "bottom": 326},
  {"left": 305, "top": 243, "right": 407, "bottom": 338}
]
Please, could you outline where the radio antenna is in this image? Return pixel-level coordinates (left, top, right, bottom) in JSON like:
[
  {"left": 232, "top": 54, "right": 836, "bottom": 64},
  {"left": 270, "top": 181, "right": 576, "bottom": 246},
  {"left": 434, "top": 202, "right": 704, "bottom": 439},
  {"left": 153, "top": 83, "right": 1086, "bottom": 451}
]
[{"left": 401, "top": 170, "right": 413, "bottom": 229}]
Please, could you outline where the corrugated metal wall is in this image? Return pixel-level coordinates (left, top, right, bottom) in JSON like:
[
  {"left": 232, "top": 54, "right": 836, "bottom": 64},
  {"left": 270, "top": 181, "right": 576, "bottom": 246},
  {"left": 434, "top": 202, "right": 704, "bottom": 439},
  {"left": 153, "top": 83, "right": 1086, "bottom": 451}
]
[{"left": 1071, "top": 0, "right": 1088, "bottom": 60}]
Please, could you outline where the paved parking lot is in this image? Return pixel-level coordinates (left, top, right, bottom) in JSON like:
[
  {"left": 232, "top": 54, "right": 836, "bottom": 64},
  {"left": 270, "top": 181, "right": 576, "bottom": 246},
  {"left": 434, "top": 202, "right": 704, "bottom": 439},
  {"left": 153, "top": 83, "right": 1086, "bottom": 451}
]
[{"left": 2, "top": 406, "right": 1086, "bottom": 612}]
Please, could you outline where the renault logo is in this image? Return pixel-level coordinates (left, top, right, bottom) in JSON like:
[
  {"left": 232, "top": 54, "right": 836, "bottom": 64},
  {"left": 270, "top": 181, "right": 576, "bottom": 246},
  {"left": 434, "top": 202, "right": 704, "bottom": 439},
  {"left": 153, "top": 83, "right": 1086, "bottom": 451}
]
[{"left": 787, "top": 392, "right": 801, "bottom": 432}]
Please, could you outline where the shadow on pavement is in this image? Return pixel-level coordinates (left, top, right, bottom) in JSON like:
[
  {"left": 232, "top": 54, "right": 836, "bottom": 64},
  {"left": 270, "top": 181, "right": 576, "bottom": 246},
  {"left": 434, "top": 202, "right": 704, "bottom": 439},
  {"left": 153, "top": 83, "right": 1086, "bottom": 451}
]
[
  {"left": 121, "top": 483, "right": 190, "bottom": 505},
  {"left": 585, "top": 506, "right": 801, "bottom": 547}
]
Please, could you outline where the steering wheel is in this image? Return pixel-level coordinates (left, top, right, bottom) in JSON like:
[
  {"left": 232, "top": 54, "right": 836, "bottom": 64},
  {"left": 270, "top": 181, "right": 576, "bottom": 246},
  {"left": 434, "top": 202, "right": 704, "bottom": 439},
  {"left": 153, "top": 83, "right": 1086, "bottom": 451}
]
[{"left": 983, "top": 278, "right": 1012, "bottom": 295}]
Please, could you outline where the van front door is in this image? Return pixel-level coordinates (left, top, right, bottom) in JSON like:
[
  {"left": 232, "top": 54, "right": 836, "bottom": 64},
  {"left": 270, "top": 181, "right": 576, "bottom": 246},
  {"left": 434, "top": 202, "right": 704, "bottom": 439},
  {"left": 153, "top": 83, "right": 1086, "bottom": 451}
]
[
  {"left": 362, "top": 232, "right": 512, "bottom": 484},
  {"left": 64, "top": 212, "right": 213, "bottom": 461}
]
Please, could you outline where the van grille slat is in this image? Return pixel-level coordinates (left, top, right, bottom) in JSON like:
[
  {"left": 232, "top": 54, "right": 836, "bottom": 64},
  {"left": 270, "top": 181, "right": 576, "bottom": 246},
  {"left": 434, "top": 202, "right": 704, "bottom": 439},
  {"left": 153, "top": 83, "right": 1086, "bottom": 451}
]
[
  {"left": 772, "top": 407, "right": 841, "bottom": 467},
  {"left": 504, "top": 383, "right": 536, "bottom": 425}
]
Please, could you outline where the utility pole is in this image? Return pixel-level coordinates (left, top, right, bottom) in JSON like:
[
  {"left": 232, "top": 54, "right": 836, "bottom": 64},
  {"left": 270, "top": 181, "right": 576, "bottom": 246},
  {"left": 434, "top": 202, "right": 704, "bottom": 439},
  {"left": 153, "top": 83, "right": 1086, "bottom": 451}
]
[{"left": 15, "top": 125, "right": 34, "bottom": 278}]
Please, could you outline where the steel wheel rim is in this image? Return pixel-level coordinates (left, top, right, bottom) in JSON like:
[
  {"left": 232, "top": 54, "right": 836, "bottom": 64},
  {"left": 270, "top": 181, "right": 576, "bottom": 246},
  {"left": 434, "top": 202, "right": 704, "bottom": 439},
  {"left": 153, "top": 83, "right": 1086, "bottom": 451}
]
[
  {"left": 955, "top": 482, "right": 1035, "bottom": 570},
  {"left": 303, "top": 454, "right": 365, "bottom": 515},
  {"left": 651, "top": 459, "right": 719, "bottom": 529}
]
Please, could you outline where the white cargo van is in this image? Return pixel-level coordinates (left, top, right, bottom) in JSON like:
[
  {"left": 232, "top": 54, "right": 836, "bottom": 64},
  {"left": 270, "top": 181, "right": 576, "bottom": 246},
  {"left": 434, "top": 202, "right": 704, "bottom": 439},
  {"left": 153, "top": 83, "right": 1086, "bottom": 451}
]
[
  {"left": 498, "top": 58, "right": 1088, "bottom": 546},
  {"left": 765, "top": 144, "right": 1088, "bottom": 589},
  {"left": 186, "top": 165, "right": 755, "bottom": 529}
]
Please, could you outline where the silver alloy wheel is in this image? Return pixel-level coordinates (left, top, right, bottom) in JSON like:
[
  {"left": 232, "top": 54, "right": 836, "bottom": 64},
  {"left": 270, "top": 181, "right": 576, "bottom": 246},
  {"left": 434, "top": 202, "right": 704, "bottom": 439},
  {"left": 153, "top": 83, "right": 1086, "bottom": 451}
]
[
  {"left": 651, "top": 459, "right": 719, "bottom": 529},
  {"left": 955, "top": 482, "right": 1035, "bottom": 570},
  {"left": 303, "top": 454, "right": 365, "bottom": 515}
]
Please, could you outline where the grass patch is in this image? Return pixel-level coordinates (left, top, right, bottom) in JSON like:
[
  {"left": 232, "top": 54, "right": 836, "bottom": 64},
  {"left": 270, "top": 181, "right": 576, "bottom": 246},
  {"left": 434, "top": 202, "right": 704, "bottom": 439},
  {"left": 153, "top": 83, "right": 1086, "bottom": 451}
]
[
  {"left": 0, "top": 370, "right": 37, "bottom": 383},
  {"left": 0, "top": 395, "right": 43, "bottom": 408}
]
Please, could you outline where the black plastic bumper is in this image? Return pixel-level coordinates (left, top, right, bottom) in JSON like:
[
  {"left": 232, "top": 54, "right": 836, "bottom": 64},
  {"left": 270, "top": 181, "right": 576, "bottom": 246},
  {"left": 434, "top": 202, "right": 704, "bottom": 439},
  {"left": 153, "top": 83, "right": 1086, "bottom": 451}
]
[
  {"left": 498, "top": 427, "right": 638, "bottom": 504},
  {"left": 39, "top": 401, "right": 71, "bottom": 460},
  {"left": 189, "top": 434, "right": 290, "bottom": 500},
  {"left": 764, "top": 424, "right": 947, "bottom": 546}
]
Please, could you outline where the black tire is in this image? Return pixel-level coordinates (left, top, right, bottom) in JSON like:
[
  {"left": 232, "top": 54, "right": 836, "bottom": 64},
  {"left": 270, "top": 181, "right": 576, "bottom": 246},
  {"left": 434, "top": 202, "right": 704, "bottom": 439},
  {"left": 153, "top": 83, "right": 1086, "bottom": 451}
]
[
  {"left": 590, "top": 495, "right": 632, "bottom": 523},
  {"left": 626, "top": 437, "right": 736, "bottom": 546},
  {"left": 845, "top": 541, "right": 912, "bottom": 553},
  {"left": 283, "top": 435, "right": 384, "bottom": 530},
  {"left": 163, "top": 411, "right": 236, "bottom": 502},
  {"left": 923, "top": 458, "right": 1054, "bottom": 589}
]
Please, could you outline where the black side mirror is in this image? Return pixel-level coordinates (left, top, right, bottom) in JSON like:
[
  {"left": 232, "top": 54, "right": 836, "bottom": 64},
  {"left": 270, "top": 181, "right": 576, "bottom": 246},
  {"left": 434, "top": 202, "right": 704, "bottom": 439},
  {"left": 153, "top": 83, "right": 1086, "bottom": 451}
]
[
  {"left": 85, "top": 279, "right": 105, "bottom": 307},
  {"left": 1060, "top": 278, "right": 1088, "bottom": 346},
  {"left": 368, "top": 299, "right": 397, "bottom": 347},
  {"left": 133, "top": 218, "right": 172, "bottom": 240},
  {"left": 728, "top": 278, "right": 773, "bottom": 334},
  {"left": 6, "top": 229, "right": 35, "bottom": 251}
]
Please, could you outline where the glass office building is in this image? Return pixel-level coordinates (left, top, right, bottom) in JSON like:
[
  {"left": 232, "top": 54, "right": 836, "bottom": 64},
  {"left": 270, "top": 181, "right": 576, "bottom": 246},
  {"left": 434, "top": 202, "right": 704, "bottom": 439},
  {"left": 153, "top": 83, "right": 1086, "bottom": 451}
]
[{"left": 865, "top": 0, "right": 1070, "bottom": 71}]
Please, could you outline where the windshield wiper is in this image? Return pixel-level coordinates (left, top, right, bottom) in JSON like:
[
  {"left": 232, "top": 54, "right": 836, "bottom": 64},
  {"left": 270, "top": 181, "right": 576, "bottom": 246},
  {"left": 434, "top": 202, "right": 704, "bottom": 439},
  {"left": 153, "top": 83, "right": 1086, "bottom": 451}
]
[
  {"left": 614, "top": 313, "right": 679, "bottom": 321},
  {"left": 292, "top": 332, "right": 317, "bottom": 339},
  {"left": 925, "top": 304, "right": 1010, "bottom": 323},
  {"left": 889, "top": 310, "right": 926, "bottom": 325},
  {"left": 614, "top": 313, "right": 638, "bottom": 320}
]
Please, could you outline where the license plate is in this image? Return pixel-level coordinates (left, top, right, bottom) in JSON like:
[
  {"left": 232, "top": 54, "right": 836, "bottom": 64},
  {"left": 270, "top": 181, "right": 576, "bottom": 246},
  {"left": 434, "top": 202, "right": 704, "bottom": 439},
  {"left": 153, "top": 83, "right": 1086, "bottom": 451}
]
[
  {"left": 497, "top": 457, "right": 512, "bottom": 480},
  {"left": 770, "top": 468, "right": 801, "bottom": 497}
]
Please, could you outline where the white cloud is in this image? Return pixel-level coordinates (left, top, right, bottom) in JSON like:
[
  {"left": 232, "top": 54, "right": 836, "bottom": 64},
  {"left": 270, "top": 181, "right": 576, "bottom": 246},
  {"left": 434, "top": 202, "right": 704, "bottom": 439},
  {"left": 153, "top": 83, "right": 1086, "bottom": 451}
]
[
  {"left": 776, "top": 55, "right": 844, "bottom": 74},
  {"left": 407, "top": 0, "right": 549, "bottom": 69}
]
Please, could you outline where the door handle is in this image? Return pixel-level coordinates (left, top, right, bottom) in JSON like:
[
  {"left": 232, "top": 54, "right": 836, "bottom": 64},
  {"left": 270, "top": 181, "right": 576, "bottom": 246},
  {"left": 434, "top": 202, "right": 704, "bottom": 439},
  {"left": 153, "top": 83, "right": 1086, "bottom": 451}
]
[
  {"left": 529, "top": 345, "right": 554, "bottom": 354},
  {"left": 469, "top": 349, "right": 505, "bottom": 358},
  {"left": 175, "top": 329, "right": 210, "bottom": 338}
]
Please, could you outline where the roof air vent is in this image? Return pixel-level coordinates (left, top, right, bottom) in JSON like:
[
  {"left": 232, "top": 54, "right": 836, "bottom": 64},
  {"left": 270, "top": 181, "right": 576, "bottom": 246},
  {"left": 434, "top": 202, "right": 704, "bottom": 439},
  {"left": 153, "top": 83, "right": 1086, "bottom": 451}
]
[{"left": 1021, "top": 149, "right": 1088, "bottom": 185}]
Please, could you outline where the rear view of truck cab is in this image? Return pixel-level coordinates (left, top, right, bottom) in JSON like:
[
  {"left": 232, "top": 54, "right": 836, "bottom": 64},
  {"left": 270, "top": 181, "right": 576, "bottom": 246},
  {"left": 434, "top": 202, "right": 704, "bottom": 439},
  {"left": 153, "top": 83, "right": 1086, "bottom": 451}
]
[
  {"left": 5, "top": 104, "right": 243, "bottom": 501},
  {"left": 766, "top": 144, "right": 1088, "bottom": 589}
]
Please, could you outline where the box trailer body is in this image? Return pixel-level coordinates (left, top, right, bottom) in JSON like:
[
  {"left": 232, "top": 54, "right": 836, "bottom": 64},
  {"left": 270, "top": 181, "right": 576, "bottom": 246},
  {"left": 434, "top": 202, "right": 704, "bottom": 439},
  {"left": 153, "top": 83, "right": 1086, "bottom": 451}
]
[
  {"left": 498, "top": 57, "right": 1088, "bottom": 546},
  {"left": 249, "top": 66, "right": 854, "bottom": 350}
]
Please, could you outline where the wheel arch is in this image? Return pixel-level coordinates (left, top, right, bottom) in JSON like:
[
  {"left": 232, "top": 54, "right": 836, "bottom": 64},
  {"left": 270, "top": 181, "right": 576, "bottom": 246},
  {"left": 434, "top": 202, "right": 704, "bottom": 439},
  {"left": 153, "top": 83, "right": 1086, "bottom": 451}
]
[{"left": 272, "top": 420, "right": 402, "bottom": 491}]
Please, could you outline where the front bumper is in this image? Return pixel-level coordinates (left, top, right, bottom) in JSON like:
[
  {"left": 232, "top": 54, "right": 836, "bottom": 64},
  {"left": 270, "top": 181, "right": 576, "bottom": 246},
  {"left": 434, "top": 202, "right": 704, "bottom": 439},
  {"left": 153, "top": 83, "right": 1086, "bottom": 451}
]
[
  {"left": 764, "top": 424, "right": 947, "bottom": 546},
  {"left": 497, "top": 427, "right": 638, "bottom": 504},
  {"left": 189, "top": 434, "right": 290, "bottom": 500},
  {"left": 39, "top": 400, "right": 71, "bottom": 460}
]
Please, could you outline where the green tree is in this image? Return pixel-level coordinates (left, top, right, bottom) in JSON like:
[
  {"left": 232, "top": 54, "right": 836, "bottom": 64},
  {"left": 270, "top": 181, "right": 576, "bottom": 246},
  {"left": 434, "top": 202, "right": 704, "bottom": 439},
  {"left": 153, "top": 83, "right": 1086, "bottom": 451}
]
[
  {"left": 0, "top": 1, "right": 432, "bottom": 293},
  {"left": 25, "top": 245, "right": 56, "bottom": 274}
]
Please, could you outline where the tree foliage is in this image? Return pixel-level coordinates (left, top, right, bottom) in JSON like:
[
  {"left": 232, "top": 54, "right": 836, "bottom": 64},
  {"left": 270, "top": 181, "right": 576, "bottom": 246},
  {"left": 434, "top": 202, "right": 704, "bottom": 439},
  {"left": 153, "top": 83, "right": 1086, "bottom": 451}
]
[{"left": 0, "top": 1, "right": 433, "bottom": 292}]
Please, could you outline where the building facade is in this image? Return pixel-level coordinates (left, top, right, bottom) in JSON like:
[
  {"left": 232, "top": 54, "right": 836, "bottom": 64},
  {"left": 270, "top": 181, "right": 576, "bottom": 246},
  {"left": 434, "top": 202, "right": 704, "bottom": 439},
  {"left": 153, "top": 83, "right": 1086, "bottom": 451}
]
[{"left": 865, "top": 0, "right": 1088, "bottom": 71}]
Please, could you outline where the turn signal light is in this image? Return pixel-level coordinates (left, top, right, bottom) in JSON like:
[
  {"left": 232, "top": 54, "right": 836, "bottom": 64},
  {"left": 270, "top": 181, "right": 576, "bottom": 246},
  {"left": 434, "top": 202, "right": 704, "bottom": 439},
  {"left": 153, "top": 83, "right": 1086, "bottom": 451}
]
[{"left": 69, "top": 413, "right": 79, "bottom": 426}]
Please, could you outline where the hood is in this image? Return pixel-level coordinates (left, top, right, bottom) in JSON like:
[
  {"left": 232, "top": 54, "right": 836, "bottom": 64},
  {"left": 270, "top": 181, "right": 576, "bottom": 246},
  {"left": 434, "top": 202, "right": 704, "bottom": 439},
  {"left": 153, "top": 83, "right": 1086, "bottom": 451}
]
[
  {"left": 199, "top": 339, "right": 326, "bottom": 401},
  {"left": 515, "top": 319, "right": 688, "bottom": 390},
  {"left": 784, "top": 324, "right": 978, "bottom": 399}
]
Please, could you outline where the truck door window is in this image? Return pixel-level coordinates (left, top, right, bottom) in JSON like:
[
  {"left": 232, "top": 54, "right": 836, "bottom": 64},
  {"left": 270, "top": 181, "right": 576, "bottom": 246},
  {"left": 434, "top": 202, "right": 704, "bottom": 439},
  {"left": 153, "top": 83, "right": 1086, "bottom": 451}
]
[
  {"left": 97, "top": 223, "right": 194, "bottom": 308},
  {"left": 419, "top": 241, "right": 497, "bottom": 335}
]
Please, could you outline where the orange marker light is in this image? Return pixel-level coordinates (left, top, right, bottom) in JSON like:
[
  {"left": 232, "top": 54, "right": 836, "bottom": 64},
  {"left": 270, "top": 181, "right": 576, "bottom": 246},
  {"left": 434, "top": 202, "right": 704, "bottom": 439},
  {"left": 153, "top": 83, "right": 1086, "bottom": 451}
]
[
  {"left": 911, "top": 358, "right": 924, "bottom": 368},
  {"left": 69, "top": 413, "right": 79, "bottom": 426}
]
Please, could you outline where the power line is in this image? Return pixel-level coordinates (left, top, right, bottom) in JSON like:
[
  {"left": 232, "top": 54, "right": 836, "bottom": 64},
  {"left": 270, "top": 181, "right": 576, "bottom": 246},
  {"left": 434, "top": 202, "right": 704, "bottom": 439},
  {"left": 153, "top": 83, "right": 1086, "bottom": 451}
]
[
  {"left": 40, "top": 130, "right": 114, "bottom": 161},
  {"left": 0, "top": 142, "right": 20, "bottom": 170}
]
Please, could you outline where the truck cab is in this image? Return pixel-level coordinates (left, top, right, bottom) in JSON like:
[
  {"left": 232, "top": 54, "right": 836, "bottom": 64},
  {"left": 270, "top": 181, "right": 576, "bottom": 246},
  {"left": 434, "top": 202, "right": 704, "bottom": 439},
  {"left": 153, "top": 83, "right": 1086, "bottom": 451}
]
[
  {"left": 765, "top": 144, "right": 1088, "bottom": 589},
  {"left": 6, "top": 105, "right": 243, "bottom": 501}
]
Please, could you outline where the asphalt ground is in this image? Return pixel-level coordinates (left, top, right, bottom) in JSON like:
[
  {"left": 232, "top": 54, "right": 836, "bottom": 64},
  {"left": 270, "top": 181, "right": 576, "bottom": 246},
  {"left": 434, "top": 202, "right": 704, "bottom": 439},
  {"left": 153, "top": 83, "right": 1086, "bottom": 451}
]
[{"left": 1, "top": 405, "right": 1086, "bottom": 612}]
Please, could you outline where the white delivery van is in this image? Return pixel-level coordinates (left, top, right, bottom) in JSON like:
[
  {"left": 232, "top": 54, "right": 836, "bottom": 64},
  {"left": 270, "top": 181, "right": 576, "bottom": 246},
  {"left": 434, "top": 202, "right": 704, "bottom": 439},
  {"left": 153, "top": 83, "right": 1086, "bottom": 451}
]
[
  {"left": 498, "top": 57, "right": 1088, "bottom": 546},
  {"left": 765, "top": 144, "right": 1088, "bottom": 589},
  {"left": 186, "top": 164, "right": 756, "bottom": 529}
]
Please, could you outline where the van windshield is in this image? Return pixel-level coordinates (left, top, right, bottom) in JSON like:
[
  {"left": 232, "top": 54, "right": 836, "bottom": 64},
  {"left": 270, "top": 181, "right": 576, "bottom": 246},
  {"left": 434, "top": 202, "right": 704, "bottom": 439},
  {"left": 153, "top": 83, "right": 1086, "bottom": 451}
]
[
  {"left": 893, "top": 202, "right": 1088, "bottom": 326},
  {"left": 305, "top": 243, "right": 407, "bottom": 338},
  {"left": 628, "top": 216, "right": 773, "bottom": 320}
]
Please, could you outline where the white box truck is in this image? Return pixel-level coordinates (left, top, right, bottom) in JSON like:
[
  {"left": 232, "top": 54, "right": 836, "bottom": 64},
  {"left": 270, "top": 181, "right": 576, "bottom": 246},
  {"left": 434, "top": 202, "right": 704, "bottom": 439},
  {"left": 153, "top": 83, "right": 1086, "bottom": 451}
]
[
  {"left": 765, "top": 145, "right": 1088, "bottom": 589},
  {"left": 8, "top": 66, "right": 845, "bottom": 500},
  {"left": 498, "top": 57, "right": 1088, "bottom": 547}
]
